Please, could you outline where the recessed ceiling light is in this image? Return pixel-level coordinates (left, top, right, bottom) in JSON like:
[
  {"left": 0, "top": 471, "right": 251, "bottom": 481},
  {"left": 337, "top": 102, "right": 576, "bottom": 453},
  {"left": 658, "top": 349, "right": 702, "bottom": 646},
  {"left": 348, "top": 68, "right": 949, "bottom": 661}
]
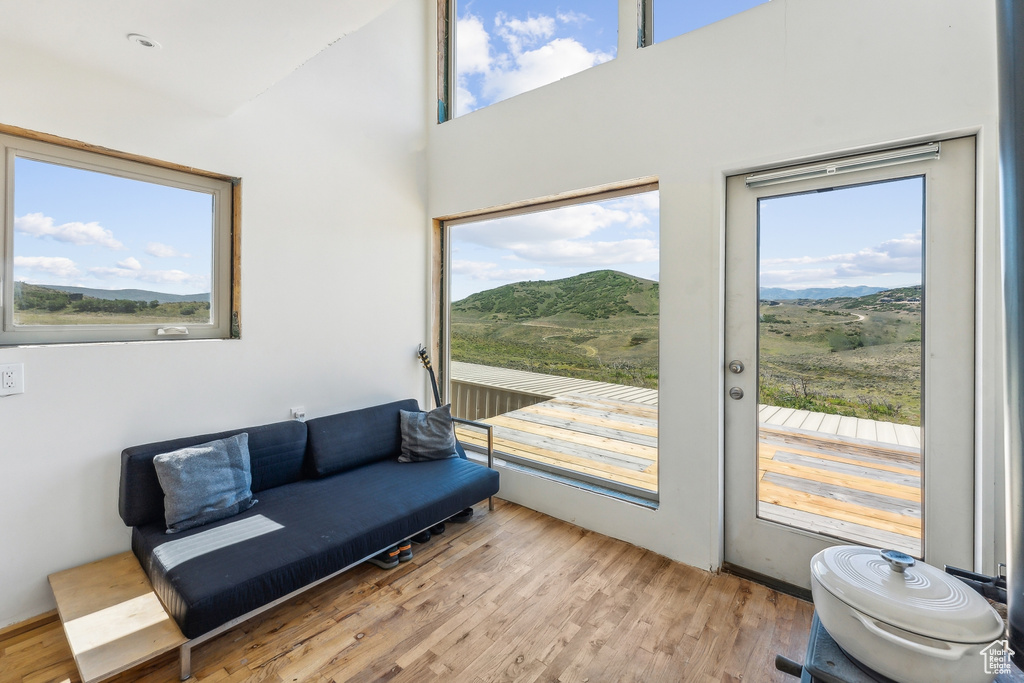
[{"left": 127, "top": 33, "right": 161, "bottom": 49}]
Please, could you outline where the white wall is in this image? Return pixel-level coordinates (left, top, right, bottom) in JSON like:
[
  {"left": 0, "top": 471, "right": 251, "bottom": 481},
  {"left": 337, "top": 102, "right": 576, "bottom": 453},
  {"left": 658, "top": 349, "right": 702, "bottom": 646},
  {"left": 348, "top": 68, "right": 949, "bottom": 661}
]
[
  {"left": 427, "top": 0, "right": 1004, "bottom": 574},
  {"left": 0, "top": 1, "right": 428, "bottom": 627}
]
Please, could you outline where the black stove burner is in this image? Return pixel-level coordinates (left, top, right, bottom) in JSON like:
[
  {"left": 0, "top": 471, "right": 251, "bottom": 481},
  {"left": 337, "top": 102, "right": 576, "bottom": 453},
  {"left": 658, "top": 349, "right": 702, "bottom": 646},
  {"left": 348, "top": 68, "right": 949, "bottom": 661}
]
[{"left": 781, "top": 612, "right": 898, "bottom": 683}]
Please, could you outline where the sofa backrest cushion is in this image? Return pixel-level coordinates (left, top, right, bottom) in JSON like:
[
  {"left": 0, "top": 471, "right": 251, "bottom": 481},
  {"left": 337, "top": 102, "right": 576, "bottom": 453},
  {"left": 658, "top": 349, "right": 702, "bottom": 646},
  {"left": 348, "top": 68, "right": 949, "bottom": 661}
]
[
  {"left": 119, "top": 419, "right": 308, "bottom": 528},
  {"left": 306, "top": 398, "right": 419, "bottom": 477}
]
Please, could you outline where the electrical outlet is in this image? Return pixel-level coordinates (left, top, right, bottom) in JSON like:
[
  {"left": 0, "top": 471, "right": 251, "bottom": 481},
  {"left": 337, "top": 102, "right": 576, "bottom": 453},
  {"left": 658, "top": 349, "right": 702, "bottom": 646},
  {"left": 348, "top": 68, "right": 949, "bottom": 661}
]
[
  {"left": 0, "top": 363, "right": 25, "bottom": 396},
  {"left": 291, "top": 407, "right": 306, "bottom": 422}
]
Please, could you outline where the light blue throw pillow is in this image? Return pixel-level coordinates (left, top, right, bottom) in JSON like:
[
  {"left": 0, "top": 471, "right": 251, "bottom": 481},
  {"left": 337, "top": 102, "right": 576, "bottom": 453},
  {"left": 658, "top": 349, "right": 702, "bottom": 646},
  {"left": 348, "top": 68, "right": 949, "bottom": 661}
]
[
  {"left": 153, "top": 433, "right": 256, "bottom": 533},
  {"left": 399, "top": 404, "right": 458, "bottom": 462}
]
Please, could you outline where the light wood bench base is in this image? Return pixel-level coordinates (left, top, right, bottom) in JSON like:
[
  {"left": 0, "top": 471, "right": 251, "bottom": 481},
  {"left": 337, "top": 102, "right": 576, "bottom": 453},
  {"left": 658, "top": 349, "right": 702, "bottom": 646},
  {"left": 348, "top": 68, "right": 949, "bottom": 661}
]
[{"left": 48, "top": 552, "right": 186, "bottom": 683}]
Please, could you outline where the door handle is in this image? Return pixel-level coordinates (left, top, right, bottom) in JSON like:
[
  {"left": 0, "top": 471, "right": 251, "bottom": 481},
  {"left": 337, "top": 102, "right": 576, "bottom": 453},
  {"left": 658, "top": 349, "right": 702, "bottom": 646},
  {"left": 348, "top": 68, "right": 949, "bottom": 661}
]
[
  {"left": 729, "top": 360, "right": 744, "bottom": 374},
  {"left": 729, "top": 387, "right": 744, "bottom": 400}
]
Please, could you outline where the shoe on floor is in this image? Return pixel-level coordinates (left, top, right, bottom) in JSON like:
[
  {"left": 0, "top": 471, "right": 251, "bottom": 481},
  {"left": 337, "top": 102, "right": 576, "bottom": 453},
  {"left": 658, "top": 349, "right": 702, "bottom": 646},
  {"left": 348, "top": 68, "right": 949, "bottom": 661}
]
[
  {"left": 367, "top": 546, "right": 400, "bottom": 569},
  {"left": 430, "top": 522, "right": 446, "bottom": 535},
  {"left": 411, "top": 530, "right": 431, "bottom": 544},
  {"left": 397, "top": 540, "right": 413, "bottom": 562},
  {"left": 448, "top": 508, "right": 474, "bottom": 523}
]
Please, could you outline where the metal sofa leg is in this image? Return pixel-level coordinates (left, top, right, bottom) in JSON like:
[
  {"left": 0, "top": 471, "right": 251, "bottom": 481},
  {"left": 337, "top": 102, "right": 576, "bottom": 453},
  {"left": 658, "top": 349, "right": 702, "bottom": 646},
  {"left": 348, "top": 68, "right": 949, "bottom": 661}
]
[
  {"left": 489, "top": 496, "right": 494, "bottom": 511},
  {"left": 180, "top": 642, "right": 192, "bottom": 680}
]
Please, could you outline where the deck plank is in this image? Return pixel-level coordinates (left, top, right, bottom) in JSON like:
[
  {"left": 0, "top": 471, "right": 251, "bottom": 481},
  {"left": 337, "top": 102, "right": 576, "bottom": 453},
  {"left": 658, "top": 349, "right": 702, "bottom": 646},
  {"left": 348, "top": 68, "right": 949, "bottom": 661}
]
[
  {"left": 487, "top": 415, "right": 657, "bottom": 461},
  {"left": 894, "top": 423, "right": 921, "bottom": 449},
  {"left": 457, "top": 430, "right": 657, "bottom": 490},
  {"left": 837, "top": 416, "right": 859, "bottom": 438},
  {"left": 498, "top": 409, "right": 657, "bottom": 447},
  {"left": 758, "top": 503, "right": 921, "bottom": 556},
  {"left": 518, "top": 401, "right": 658, "bottom": 437},
  {"left": 760, "top": 440, "right": 919, "bottom": 476},
  {"left": 783, "top": 409, "right": 811, "bottom": 429},
  {"left": 758, "top": 479, "right": 920, "bottom": 537},
  {"left": 765, "top": 408, "right": 796, "bottom": 426},
  {"left": 762, "top": 472, "right": 919, "bottom": 518},
  {"left": 768, "top": 450, "right": 920, "bottom": 488},
  {"left": 817, "top": 414, "right": 842, "bottom": 435},
  {"left": 874, "top": 420, "right": 899, "bottom": 445},
  {"left": 758, "top": 457, "right": 920, "bottom": 503}
]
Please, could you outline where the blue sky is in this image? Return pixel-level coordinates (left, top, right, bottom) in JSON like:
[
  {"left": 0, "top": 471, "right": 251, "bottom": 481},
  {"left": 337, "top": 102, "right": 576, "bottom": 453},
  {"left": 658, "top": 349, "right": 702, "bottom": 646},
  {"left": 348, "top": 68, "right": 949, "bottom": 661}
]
[
  {"left": 455, "top": 1, "right": 771, "bottom": 115},
  {"left": 759, "top": 177, "right": 924, "bottom": 290},
  {"left": 13, "top": 157, "right": 213, "bottom": 295},
  {"left": 451, "top": 191, "right": 659, "bottom": 301}
]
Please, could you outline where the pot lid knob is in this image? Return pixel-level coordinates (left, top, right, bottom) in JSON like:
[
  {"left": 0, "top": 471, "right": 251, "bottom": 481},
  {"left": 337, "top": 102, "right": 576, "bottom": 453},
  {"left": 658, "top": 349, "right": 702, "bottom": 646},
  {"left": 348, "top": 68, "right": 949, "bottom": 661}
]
[{"left": 880, "top": 548, "right": 916, "bottom": 573}]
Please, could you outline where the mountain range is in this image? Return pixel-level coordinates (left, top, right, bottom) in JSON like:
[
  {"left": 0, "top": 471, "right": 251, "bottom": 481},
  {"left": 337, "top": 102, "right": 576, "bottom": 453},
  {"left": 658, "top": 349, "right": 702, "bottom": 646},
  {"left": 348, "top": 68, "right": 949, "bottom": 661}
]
[
  {"left": 759, "top": 285, "right": 890, "bottom": 300},
  {"left": 17, "top": 283, "right": 210, "bottom": 303}
]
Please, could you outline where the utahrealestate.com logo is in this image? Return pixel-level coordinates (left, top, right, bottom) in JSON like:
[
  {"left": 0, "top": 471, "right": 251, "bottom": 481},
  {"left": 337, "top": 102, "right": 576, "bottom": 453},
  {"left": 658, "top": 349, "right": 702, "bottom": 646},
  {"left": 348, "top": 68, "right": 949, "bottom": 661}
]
[{"left": 981, "top": 639, "right": 1014, "bottom": 675}]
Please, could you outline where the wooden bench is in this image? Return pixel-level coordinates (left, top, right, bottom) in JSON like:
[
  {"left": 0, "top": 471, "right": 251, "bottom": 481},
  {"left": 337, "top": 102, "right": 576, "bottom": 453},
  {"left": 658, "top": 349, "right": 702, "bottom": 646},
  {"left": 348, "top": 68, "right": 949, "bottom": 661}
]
[{"left": 48, "top": 552, "right": 186, "bottom": 683}]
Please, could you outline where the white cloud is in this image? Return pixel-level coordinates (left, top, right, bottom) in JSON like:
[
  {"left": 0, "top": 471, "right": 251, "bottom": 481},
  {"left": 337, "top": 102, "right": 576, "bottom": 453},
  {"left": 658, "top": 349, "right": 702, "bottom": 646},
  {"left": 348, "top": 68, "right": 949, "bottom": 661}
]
[
  {"left": 495, "top": 12, "right": 556, "bottom": 56},
  {"left": 452, "top": 260, "right": 546, "bottom": 281},
  {"left": 145, "top": 242, "right": 190, "bottom": 258},
  {"left": 13, "top": 255, "right": 81, "bottom": 279},
  {"left": 456, "top": 84, "right": 478, "bottom": 118},
  {"left": 458, "top": 204, "right": 630, "bottom": 247},
  {"left": 117, "top": 257, "right": 142, "bottom": 270},
  {"left": 483, "top": 37, "right": 612, "bottom": 105},
  {"left": 556, "top": 11, "right": 591, "bottom": 27},
  {"left": 457, "top": 14, "right": 492, "bottom": 75},
  {"left": 510, "top": 238, "right": 659, "bottom": 266},
  {"left": 760, "top": 232, "right": 922, "bottom": 287},
  {"left": 15, "top": 212, "right": 123, "bottom": 250},
  {"left": 89, "top": 265, "right": 206, "bottom": 287},
  {"left": 454, "top": 192, "right": 660, "bottom": 271},
  {"left": 456, "top": 11, "right": 613, "bottom": 113}
]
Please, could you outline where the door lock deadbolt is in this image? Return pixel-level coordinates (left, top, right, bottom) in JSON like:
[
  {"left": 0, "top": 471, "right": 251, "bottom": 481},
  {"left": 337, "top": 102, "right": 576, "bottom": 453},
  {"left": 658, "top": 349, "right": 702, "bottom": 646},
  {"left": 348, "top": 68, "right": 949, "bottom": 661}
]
[
  {"left": 729, "top": 387, "right": 744, "bottom": 400},
  {"left": 728, "top": 360, "right": 745, "bottom": 374}
]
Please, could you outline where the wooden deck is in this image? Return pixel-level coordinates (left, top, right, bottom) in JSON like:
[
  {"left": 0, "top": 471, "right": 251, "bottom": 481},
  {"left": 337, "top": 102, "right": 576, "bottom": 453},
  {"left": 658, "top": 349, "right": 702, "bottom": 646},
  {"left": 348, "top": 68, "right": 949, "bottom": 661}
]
[
  {"left": 457, "top": 393, "right": 659, "bottom": 493},
  {"left": 758, "top": 427, "right": 921, "bottom": 556},
  {"left": 452, "top": 363, "right": 923, "bottom": 552}
]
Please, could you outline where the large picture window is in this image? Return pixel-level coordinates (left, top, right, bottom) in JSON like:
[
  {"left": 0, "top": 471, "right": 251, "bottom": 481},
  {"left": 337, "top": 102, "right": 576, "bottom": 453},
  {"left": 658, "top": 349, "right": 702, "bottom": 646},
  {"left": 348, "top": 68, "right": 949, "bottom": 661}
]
[
  {"left": 440, "top": 184, "right": 660, "bottom": 501},
  {"left": 0, "top": 130, "right": 238, "bottom": 345}
]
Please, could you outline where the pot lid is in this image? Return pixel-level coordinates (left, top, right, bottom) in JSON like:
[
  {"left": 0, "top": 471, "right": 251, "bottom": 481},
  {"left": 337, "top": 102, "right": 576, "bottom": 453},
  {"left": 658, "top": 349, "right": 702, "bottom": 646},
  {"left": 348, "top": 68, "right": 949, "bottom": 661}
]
[{"left": 811, "top": 546, "right": 1004, "bottom": 644}]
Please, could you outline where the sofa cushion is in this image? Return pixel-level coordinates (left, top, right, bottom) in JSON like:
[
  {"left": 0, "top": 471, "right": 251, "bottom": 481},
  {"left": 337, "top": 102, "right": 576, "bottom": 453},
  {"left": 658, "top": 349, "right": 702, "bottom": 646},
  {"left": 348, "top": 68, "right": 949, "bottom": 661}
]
[
  {"left": 133, "top": 456, "right": 500, "bottom": 638},
  {"left": 399, "top": 404, "right": 457, "bottom": 462},
  {"left": 306, "top": 399, "right": 419, "bottom": 476},
  {"left": 153, "top": 434, "right": 256, "bottom": 533},
  {"left": 120, "top": 420, "right": 308, "bottom": 528}
]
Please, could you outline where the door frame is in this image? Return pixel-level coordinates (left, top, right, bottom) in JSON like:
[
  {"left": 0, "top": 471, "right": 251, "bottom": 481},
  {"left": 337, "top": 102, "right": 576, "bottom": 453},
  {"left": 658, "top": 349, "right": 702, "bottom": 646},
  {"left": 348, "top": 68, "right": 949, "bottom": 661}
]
[{"left": 723, "top": 136, "right": 977, "bottom": 588}]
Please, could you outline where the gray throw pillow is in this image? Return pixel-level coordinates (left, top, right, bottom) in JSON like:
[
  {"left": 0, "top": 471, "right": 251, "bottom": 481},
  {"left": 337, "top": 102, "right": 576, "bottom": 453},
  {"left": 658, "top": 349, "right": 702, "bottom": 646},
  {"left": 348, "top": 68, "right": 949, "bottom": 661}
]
[
  {"left": 153, "top": 433, "right": 256, "bottom": 533},
  {"left": 399, "top": 404, "right": 458, "bottom": 462}
]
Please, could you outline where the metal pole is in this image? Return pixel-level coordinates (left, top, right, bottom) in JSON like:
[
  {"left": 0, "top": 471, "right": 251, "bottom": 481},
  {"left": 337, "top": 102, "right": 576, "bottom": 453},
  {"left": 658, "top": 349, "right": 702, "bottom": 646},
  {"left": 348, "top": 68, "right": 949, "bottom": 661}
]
[{"left": 998, "top": 0, "right": 1024, "bottom": 668}]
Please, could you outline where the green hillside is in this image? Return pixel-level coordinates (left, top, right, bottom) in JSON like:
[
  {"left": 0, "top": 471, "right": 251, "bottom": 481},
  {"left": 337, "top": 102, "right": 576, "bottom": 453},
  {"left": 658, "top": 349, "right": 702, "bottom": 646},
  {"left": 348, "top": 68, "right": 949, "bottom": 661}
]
[
  {"left": 453, "top": 270, "right": 659, "bottom": 321},
  {"left": 13, "top": 282, "right": 211, "bottom": 324},
  {"left": 452, "top": 271, "right": 660, "bottom": 389}
]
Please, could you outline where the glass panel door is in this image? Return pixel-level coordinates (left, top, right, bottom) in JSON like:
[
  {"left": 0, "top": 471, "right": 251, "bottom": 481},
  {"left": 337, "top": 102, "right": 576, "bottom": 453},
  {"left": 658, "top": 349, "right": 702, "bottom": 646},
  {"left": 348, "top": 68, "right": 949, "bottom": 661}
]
[
  {"left": 724, "top": 137, "right": 976, "bottom": 588},
  {"left": 757, "top": 178, "right": 923, "bottom": 556}
]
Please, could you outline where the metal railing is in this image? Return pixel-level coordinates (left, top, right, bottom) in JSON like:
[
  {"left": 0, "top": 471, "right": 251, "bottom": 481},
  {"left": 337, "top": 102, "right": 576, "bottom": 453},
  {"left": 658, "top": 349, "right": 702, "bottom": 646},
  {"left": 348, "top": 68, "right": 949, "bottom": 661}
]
[{"left": 453, "top": 416, "right": 495, "bottom": 510}]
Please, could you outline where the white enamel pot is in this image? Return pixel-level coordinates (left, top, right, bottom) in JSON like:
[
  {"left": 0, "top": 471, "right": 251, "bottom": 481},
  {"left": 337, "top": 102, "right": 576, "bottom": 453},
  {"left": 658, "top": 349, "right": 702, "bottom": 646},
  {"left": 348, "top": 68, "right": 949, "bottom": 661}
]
[{"left": 810, "top": 546, "right": 1005, "bottom": 683}]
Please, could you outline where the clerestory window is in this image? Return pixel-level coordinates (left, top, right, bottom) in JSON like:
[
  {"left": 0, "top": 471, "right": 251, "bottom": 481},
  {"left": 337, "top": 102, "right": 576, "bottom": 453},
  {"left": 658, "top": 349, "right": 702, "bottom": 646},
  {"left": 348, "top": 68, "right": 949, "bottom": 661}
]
[
  {"left": 443, "top": 1, "right": 618, "bottom": 119},
  {"left": 639, "top": 0, "right": 772, "bottom": 46}
]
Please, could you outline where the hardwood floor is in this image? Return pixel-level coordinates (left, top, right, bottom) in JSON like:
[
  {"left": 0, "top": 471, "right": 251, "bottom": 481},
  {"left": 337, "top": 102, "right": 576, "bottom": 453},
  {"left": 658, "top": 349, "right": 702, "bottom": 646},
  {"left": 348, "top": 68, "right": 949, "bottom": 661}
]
[{"left": 1, "top": 500, "right": 813, "bottom": 683}]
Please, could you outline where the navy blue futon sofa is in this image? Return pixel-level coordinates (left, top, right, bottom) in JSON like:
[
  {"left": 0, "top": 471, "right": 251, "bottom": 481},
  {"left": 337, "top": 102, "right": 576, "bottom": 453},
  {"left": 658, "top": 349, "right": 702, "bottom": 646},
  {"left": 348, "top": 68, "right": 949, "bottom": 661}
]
[{"left": 118, "top": 398, "right": 499, "bottom": 679}]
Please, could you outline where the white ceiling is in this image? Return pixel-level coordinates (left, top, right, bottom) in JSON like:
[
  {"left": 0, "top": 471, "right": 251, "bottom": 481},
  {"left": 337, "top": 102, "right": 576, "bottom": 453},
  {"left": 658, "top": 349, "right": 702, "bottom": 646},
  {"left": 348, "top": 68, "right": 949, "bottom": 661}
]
[{"left": 0, "top": 0, "right": 401, "bottom": 114}]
